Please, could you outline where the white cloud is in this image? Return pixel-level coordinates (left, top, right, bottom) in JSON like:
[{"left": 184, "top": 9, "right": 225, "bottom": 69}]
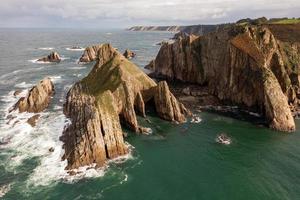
[{"left": 0, "top": 0, "right": 299, "bottom": 27}]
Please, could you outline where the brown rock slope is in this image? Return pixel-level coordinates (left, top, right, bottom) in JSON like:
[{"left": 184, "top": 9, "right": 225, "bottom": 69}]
[
  {"left": 79, "top": 44, "right": 113, "bottom": 63},
  {"left": 13, "top": 78, "right": 54, "bottom": 113},
  {"left": 62, "top": 44, "right": 189, "bottom": 169},
  {"left": 148, "top": 24, "right": 300, "bottom": 132}
]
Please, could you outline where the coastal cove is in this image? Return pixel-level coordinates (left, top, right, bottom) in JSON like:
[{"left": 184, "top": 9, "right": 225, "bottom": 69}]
[{"left": 1, "top": 28, "right": 300, "bottom": 200}]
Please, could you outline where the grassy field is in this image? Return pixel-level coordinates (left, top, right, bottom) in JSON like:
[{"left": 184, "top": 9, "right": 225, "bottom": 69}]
[{"left": 270, "top": 18, "right": 300, "bottom": 24}]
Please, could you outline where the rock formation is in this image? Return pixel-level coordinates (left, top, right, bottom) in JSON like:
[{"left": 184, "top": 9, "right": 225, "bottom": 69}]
[
  {"left": 62, "top": 44, "right": 189, "bottom": 169},
  {"left": 37, "top": 52, "right": 61, "bottom": 63},
  {"left": 148, "top": 24, "right": 300, "bottom": 132},
  {"left": 12, "top": 78, "right": 54, "bottom": 113},
  {"left": 79, "top": 44, "right": 106, "bottom": 63},
  {"left": 123, "top": 49, "right": 136, "bottom": 59}
]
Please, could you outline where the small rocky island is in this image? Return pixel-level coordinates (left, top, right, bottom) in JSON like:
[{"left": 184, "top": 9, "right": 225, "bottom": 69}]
[
  {"left": 10, "top": 77, "right": 55, "bottom": 126},
  {"left": 62, "top": 44, "right": 189, "bottom": 169},
  {"left": 37, "top": 52, "right": 61, "bottom": 63},
  {"left": 147, "top": 23, "right": 300, "bottom": 132}
]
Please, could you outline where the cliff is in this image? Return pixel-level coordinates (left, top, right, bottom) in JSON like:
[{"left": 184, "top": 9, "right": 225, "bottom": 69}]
[
  {"left": 62, "top": 44, "right": 189, "bottom": 169},
  {"left": 127, "top": 24, "right": 230, "bottom": 35},
  {"left": 147, "top": 24, "right": 300, "bottom": 132}
]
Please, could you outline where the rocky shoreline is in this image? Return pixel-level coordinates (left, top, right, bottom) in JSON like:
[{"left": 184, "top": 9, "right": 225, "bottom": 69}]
[
  {"left": 147, "top": 23, "right": 300, "bottom": 132},
  {"left": 61, "top": 44, "right": 190, "bottom": 169}
]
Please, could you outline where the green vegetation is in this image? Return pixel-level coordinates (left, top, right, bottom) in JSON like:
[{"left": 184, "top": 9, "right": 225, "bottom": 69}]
[
  {"left": 270, "top": 18, "right": 300, "bottom": 24},
  {"left": 236, "top": 17, "right": 300, "bottom": 26}
]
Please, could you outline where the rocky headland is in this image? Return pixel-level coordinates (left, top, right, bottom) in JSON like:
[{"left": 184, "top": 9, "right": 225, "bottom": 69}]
[
  {"left": 147, "top": 23, "right": 300, "bottom": 132},
  {"left": 61, "top": 44, "right": 189, "bottom": 169}
]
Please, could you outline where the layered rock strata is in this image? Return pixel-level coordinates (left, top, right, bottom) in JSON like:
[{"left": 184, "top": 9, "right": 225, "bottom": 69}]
[
  {"left": 148, "top": 25, "right": 300, "bottom": 132},
  {"left": 62, "top": 44, "right": 189, "bottom": 169},
  {"left": 13, "top": 78, "right": 54, "bottom": 113}
]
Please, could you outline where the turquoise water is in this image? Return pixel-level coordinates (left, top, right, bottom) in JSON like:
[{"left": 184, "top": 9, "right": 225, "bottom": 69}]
[{"left": 0, "top": 29, "right": 300, "bottom": 200}]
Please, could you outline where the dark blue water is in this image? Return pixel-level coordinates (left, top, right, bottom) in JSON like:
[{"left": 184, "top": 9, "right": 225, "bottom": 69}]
[{"left": 0, "top": 28, "right": 300, "bottom": 200}]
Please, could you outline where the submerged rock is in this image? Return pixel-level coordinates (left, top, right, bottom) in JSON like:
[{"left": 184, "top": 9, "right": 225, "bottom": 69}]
[
  {"left": 148, "top": 24, "right": 300, "bottom": 132},
  {"left": 62, "top": 44, "right": 189, "bottom": 169},
  {"left": 12, "top": 78, "right": 54, "bottom": 113},
  {"left": 27, "top": 114, "right": 40, "bottom": 127},
  {"left": 123, "top": 49, "right": 136, "bottom": 59},
  {"left": 37, "top": 52, "right": 61, "bottom": 63},
  {"left": 13, "top": 90, "right": 22, "bottom": 97}
]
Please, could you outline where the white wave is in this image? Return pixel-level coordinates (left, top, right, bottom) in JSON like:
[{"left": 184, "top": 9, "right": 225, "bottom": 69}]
[
  {"left": 14, "top": 82, "right": 33, "bottom": 89},
  {"left": 28, "top": 59, "right": 51, "bottom": 64},
  {"left": 0, "top": 90, "right": 135, "bottom": 187},
  {"left": 49, "top": 76, "right": 62, "bottom": 83},
  {"left": 0, "top": 70, "right": 24, "bottom": 80},
  {"left": 38, "top": 47, "right": 54, "bottom": 50},
  {"left": 53, "top": 105, "right": 62, "bottom": 110},
  {"left": 73, "top": 73, "right": 82, "bottom": 77},
  {"left": 66, "top": 47, "right": 85, "bottom": 51},
  {"left": 60, "top": 56, "right": 70, "bottom": 61},
  {"left": 69, "top": 66, "right": 86, "bottom": 70},
  {"left": 0, "top": 184, "right": 11, "bottom": 198}
]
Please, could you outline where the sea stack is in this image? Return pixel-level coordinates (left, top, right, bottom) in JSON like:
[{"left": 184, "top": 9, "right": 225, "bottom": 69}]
[
  {"left": 62, "top": 44, "right": 189, "bottom": 169},
  {"left": 148, "top": 24, "right": 300, "bottom": 132},
  {"left": 12, "top": 77, "right": 54, "bottom": 113},
  {"left": 37, "top": 52, "right": 61, "bottom": 63}
]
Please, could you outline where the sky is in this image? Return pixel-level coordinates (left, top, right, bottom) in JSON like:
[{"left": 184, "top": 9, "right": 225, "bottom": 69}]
[{"left": 0, "top": 0, "right": 299, "bottom": 28}]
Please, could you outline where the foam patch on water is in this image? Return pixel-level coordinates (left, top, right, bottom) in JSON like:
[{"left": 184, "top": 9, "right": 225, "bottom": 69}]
[
  {"left": 28, "top": 59, "right": 51, "bottom": 64},
  {"left": 29, "top": 56, "right": 69, "bottom": 64},
  {"left": 66, "top": 47, "right": 85, "bottom": 51},
  {"left": 38, "top": 47, "right": 54, "bottom": 50},
  {"left": 14, "top": 82, "right": 34, "bottom": 89},
  {"left": 0, "top": 184, "right": 11, "bottom": 198},
  {"left": 49, "top": 76, "right": 62, "bottom": 83}
]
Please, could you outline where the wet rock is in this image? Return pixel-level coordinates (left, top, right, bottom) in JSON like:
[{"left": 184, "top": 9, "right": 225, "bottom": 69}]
[
  {"left": 182, "top": 87, "right": 191, "bottom": 95},
  {"left": 27, "top": 114, "right": 40, "bottom": 127},
  {"left": 62, "top": 44, "right": 189, "bottom": 169},
  {"left": 13, "top": 90, "right": 22, "bottom": 97},
  {"left": 12, "top": 78, "right": 54, "bottom": 113},
  {"left": 37, "top": 52, "right": 61, "bottom": 63},
  {"left": 123, "top": 49, "right": 136, "bottom": 59}
]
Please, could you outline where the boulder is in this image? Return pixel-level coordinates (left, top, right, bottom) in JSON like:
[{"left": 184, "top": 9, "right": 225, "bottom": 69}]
[
  {"left": 27, "top": 114, "right": 40, "bottom": 127},
  {"left": 12, "top": 78, "right": 54, "bottom": 113},
  {"left": 37, "top": 52, "right": 61, "bottom": 63},
  {"left": 123, "top": 49, "right": 136, "bottom": 59},
  {"left": 62, "top": 44, "right": 189, "bottom": 169}
]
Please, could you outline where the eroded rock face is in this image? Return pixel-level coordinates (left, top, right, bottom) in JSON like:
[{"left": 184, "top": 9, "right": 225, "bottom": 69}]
[
  {"left": 148, "top": 25, "right": 299, "bottom": 132},
  {"left": 13, "top": 78, "right": 54, "bottom": 113},
  {"left": 62, "top": 44, "right": 189, "bottom": 169},
  {"left": 79, "top": 44, "right": 113, "bottom": 63},
  {"left": 123, "top": 49, "right": 136, "bottom": 59},
  {"left": 37, "top": 52, "right": 61, "bottom": 63}
]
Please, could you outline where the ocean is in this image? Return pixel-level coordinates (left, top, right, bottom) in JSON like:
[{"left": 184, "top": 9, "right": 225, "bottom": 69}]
[{"left": 0, "top": 28, "right": 300, "bottom": 200}]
